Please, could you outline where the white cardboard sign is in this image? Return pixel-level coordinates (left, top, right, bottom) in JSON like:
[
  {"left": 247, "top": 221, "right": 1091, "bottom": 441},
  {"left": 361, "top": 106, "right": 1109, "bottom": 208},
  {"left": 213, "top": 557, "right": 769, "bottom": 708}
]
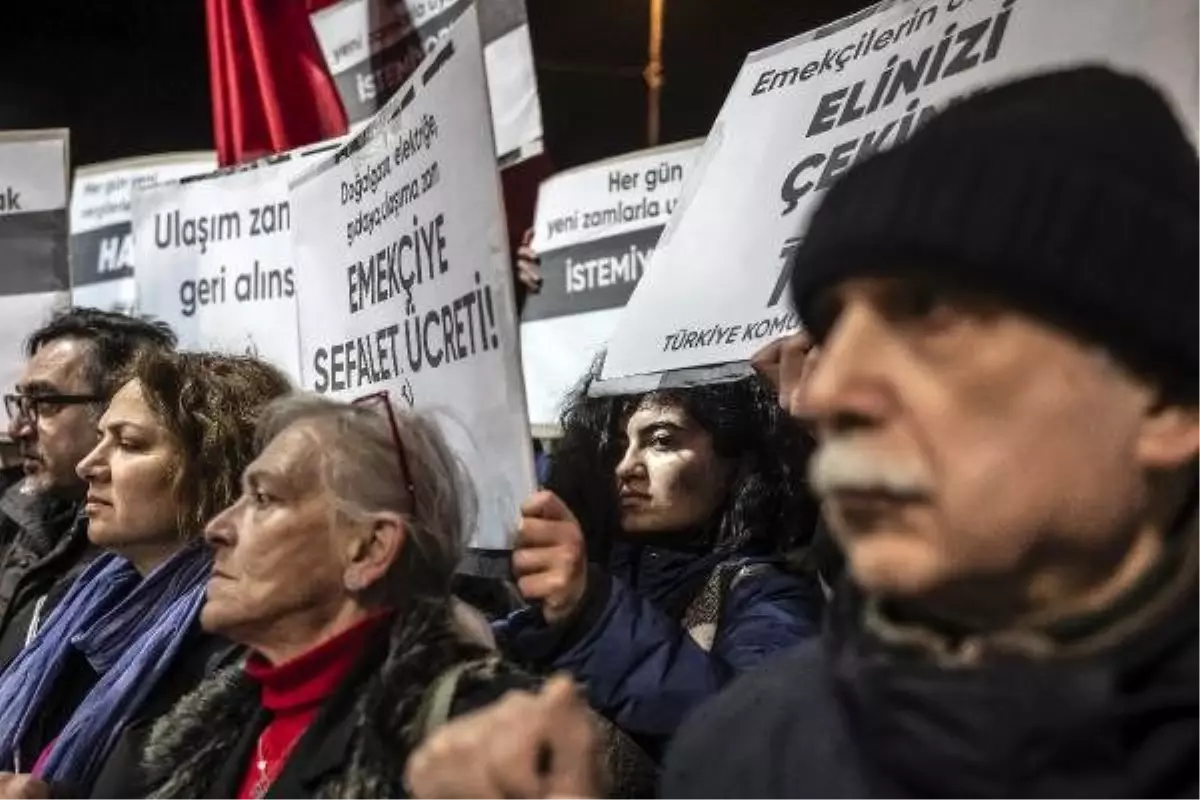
[
  {"left": 290, "top": 8, "right": 534, "bottom": 548},
  {"left": 131, "top": 142, "right": 341, "bottom": 383},
  {"left": 520, "top": 140, "right": 701, "bottom": 427},
  {"left": 312, "top": 0, "right": 543, "bottom": 165},
  {"left": 70, "top": 152, "right": 216, "bottom": 314},
  {"left": 0, "top": 130, "right": 71, "bottom": 400},
  {"left": 599, "top": 0, "right": 1199, "bottom": 388}
]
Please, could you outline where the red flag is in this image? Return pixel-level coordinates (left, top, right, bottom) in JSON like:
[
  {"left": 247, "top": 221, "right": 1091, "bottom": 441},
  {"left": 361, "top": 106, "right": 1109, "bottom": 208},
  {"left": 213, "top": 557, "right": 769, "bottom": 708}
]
[
  {"left": 205, "top": 0, "right": 550, "bottom": 266},
  {"left": 206, "top": 0, "right": 349, "bottom": 167}
]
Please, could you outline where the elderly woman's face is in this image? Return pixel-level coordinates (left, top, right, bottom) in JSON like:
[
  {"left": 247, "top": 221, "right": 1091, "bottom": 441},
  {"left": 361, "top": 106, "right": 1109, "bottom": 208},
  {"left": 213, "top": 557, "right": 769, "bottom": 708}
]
[
  {"left": 614, "top": 399, "right": 730, "bottom": 536},
  {"left": 76, "top": 380, "right": 181, "bottom": 569},
  {"left": 200, "top": 423, "right": 349, "bottom": 646}
]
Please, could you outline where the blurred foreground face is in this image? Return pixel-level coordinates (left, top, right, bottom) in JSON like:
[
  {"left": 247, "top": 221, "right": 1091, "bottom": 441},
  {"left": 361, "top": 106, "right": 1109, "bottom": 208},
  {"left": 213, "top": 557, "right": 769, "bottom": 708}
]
[
  {"left": 77, "top": 380, "right": 180, "bottom": 558},
  {"left": 615, "top": 399, "right": 729, "bottom": 535},
  {"left": 798, "top": 275, "right": 1178, "bottom": 620},
  {"left": 201, "top": 423, "right": 347, "bottom": 641}
]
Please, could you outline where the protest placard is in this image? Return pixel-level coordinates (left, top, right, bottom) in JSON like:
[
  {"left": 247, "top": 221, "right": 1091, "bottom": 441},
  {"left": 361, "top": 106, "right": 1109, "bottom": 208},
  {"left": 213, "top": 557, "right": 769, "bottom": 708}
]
[
  {"left": 290, "top": 7, "right": 533, "bottom": 549},
  {"left": 311, "top": 0, "right": 543, "bottom": 165},
  {"left": 520, "top": 140, "right": 701, "bottom": 427},
  {"left": 0, "top": 130, "right": 71, "bottom": 403},
  {"left": 131, "top": 142, "right": 341, "bottom": 383},
  {"left": 598, "top": 0, "right": 1199, "bottom": 390},
  {"left": 70, "top": 152, "right": 216, "bottom": 314}
]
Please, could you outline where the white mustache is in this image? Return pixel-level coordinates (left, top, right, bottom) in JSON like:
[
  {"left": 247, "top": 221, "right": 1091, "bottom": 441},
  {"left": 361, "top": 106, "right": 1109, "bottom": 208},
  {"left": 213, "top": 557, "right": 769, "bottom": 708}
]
[{"left": 808, "top": 439, "right": 934, "bottom": 499}]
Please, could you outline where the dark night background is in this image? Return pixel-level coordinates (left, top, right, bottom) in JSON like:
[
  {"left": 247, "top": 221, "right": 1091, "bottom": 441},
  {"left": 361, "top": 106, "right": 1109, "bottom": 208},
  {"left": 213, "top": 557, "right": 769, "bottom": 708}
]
[{"left": 0, "top": 0, "right": 870, "bottom": 171}]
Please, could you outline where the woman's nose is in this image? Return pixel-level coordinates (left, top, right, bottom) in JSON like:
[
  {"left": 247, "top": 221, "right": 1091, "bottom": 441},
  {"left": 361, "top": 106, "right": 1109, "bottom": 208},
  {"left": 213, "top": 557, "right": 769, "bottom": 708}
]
[
  {"left": 203, "top": 500, "right": 239, "bottom": 547},
  {"left": 75, "top": 442, "right": 108, "bottom": 482},
  {"left": 615, "top": 447, "right": 645, "bottom": 483}
]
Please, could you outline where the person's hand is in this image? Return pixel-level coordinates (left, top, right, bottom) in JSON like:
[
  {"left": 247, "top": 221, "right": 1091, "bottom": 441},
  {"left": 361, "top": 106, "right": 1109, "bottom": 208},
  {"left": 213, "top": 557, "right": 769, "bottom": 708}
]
[
  {"left": 751, "top": 331, "right": 819, "bottom": 416},
  {"left": 513, "top": 491, "right": 588, "bottom": 624},
  {"left": 515, "top": 227, "right": 543, "bottom": 295},
  {"left": 406, "top": 675, "right": 603, "bottom": 799},
  {"left": 0, "top": 774, "right": 50, "bottom": 799}
]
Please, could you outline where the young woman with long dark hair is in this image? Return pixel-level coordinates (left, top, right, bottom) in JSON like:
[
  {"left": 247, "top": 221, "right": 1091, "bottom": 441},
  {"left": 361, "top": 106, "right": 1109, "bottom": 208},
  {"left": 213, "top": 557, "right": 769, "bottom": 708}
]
[{"left": 497, "top": 363, "right": 825, "bottom": 759}]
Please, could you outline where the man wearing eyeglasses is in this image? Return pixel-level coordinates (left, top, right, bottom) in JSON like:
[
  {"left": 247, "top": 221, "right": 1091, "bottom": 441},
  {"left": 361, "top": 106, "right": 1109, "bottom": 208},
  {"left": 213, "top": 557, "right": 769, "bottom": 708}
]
[{"left": 0, "top": 308, "right": 175, "bottom": 668}]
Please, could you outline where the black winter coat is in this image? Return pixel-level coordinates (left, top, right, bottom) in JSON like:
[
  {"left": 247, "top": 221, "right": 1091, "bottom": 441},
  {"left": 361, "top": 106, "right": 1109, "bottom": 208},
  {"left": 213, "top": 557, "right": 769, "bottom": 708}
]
[
  {"left": 86, "top": 625, "right": 242, "bottom": 798},
  {"left": 140, "top": 603, "right": 537, "bottom": 799},
  {"left": 0, "top": 481, "right": 98, "bottom": 671},
  {"left": 663, "top": 536, "right": 1199, "bottom": 798},
  {"left": 13, "top": 620, "right": 239, "bottom": 798}
]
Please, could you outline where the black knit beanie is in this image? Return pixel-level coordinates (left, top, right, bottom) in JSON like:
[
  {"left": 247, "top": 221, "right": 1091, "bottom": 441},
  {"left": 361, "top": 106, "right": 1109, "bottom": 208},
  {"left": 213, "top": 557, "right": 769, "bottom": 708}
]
[{"left": 789, "top": 66, "right": 1199, "bottom": 393}]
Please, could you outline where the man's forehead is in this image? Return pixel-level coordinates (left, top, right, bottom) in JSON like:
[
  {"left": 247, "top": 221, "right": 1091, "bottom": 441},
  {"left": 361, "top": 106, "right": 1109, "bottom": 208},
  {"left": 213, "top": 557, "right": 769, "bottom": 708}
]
[{"left": 18, "top": 338, "right": 92, "bottom": 390}]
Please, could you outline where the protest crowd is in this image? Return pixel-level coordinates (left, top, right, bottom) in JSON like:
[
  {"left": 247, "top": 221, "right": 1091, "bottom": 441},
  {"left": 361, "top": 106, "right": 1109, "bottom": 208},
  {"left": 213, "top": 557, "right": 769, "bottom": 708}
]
[{"left": 0, "top": 0, "right": 1196, "bottom": 798}]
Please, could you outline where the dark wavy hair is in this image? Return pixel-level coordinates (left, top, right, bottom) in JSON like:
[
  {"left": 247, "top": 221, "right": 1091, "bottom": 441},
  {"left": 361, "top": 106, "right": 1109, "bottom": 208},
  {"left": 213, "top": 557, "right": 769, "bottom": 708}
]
[
  {"left": 547, "top": 359, "right": 821, "bottom": 567},
  {"left": 27, "top": 307, "right": 177, "bottom": 399},
  {"left": 125, "top": 352, "right": 292, "bottom": 537}
]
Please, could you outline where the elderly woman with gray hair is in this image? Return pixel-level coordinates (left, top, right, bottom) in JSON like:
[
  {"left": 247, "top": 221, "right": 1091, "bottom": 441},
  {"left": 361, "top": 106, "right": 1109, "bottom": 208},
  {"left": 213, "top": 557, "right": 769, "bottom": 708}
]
[{"left": 133, "top": 393, "right": 534, "bottom": 799}]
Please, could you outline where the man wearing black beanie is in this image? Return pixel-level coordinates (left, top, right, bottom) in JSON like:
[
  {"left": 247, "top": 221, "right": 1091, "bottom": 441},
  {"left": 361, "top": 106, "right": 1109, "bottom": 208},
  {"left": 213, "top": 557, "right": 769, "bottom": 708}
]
[
  {"left": 660, "top": 65, "right": 1198, "bottom": 798},
  {"left": 381, "top": 66, "right": 1197, "bottom": 800}
]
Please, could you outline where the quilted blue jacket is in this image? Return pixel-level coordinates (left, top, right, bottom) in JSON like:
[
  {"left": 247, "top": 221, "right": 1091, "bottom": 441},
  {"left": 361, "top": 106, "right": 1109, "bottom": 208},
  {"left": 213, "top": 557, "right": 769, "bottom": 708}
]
[{"left": 495, "top": 541, "right": 822, "bottom": 758}]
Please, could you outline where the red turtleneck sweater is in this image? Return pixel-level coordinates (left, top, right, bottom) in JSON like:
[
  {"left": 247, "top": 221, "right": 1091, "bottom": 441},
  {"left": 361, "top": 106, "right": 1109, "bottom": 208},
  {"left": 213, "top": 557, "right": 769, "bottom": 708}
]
[{"left": 236, "top": 613, "right": 390, "bottom": 799}]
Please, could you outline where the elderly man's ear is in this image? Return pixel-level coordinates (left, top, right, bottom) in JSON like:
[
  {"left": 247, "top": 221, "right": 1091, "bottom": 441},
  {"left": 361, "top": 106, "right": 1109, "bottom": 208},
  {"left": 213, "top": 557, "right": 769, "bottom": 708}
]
[
  {"left": 1135, "top": 400, "right": 1199, "bottom": 470},
  {"left": 343, "top": 514, "right": 407, "bottom": 593}
]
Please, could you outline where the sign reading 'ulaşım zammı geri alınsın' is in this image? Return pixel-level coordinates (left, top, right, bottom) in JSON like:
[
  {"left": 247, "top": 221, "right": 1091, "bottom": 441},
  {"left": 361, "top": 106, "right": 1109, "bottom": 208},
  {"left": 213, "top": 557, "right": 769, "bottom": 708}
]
[
  {"left": 598, "top": 0, "right": 1199, "bottom": 391},
  {"left": 70, "top": 152, "right": 216, "bottom": 315},
  {"left": 290, "top": 7, "right": 534, "bottom": 549},
  {"left": 0, "top": 129, "right": 70, "bottom": 401},
  {"left": 131, "top": 142, "right": 343, "bottom": 384},
  {"left": 520, "top": 140, "right": 700, "bottom": 427},
  {"left": 311, "top": 0, "right": 543, "bottom": 165}
]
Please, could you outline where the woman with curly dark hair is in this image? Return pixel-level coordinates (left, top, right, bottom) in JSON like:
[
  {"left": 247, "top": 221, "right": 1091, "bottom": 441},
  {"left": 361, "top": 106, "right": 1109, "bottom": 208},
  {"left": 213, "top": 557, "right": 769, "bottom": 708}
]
[
  {"left": 0, "top": 352, "right": 290, "bottom": 799},
  {"left": 495, "top": 361, "right": 825, "bottom": 760}
]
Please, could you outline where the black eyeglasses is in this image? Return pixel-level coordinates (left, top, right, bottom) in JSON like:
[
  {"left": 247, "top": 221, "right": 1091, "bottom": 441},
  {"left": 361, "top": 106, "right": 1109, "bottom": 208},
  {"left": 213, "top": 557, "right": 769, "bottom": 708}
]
[{"left": 3, "top": 393, "right": 105, "bottom": 423}]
